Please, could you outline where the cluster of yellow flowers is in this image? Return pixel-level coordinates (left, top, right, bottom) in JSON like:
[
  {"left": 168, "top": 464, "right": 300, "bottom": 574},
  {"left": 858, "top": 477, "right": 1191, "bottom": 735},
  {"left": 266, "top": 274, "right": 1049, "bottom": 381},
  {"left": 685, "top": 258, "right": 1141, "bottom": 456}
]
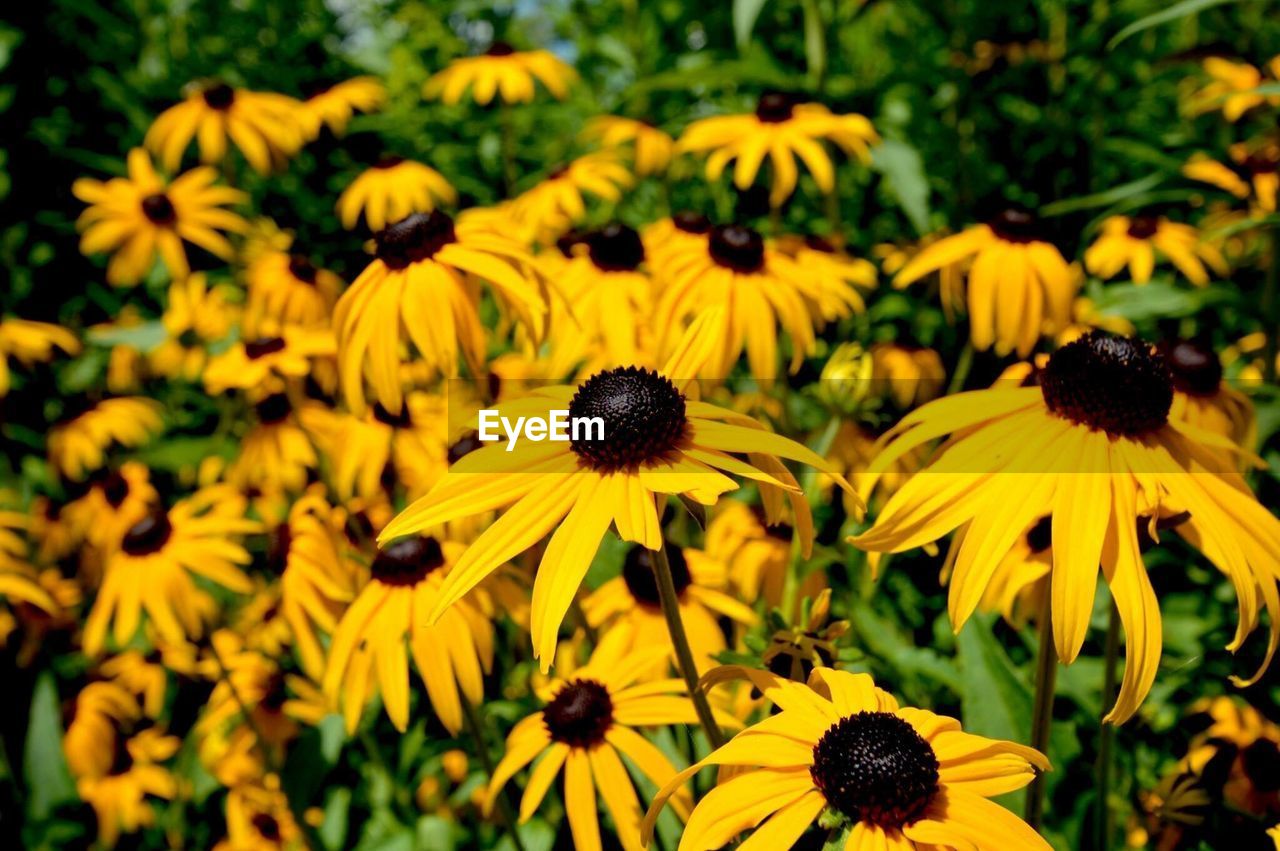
[{"left": 3, "top": 40, "right": 1280, "bottom": 851}]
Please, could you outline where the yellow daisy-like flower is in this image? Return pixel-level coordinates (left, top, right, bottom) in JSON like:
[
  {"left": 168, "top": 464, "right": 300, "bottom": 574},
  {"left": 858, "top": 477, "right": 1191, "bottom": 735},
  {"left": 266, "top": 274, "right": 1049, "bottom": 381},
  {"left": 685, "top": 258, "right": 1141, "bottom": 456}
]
[
  {"left": 870, "top": 342, "right": 946, "bottom": 410},
  {"left": 323, "top": 535, "right": 494, "bottom": 734},
  {"left": 644, "top": 212, "right": 713, "bottom": 276},
  {"left": 203, "top": 327, "right": 335, "bottom": 395},
  {"left": 703, "top": 499, "right": 795, "bottom": 608},
  {"left": 48, "top": 397, "right": 164, "bottom": 482},
  {"left": 583, "top": 541, "right": 756, "bottom": 673},
  {"left": 582, "top": 116, "right": 675, "bottom": 176},
  {"left": 199, "top": 631, "right": 327, "bottom": 746},
  {"left": 298, "top": 76, "right": 386, "bottom": 138},
  {"left": 83, "top": 486, "right": 259, "bottom": 655},
  {"left": 63, "top": 462, "right": 159, "bottom": 552},
  {"left": 244, "top": 250, "right": 343, "bottom": 337},
  {"left": 214, "top": 778, "right": 306, "bottom": 851},
  {"left": 1182, "top": 696, "right": 1280, "bottom": 820},
  {"left": 1084, "top": 215, "right": 1228, "bottom": 286},
  {"left": 1161, "top": 338, "right": 1256, "bottom": 450},
  {"left": 73, "top": 149, "right": 248, "bottom": 287},
  {"left": 378, "top": 360, "right": 851, "bottom": 669},
  {"left": 336, "top": 156, "right": 457, "bottom": 232},
  {"left": 485, "top": 629, "right": 704, "bottom": 851},
  {"left": 876, "top": 235, "right": 966, "bottom": 321},
  {"left": 149, "top": 274, "right": 238, "bottom": 381},
  {"left": 1184, "top": 143, "right": 1280, "bottom": 213},
  {"left": 332, "top": 210, "right": 547, "bottom": 414},
  {"left": 677, "top": 93, "right": 879, "bottom": 207},
  {"left": 224, "top": 393, "right": 322, "bottom": 494},
  {"left": 827, "top": 421, "right": 928, "bottom": 514},
  {"left": 893, "top": 210, "right": 1074, "bottom": 357},
  {"left": 1187, "top": 56, "right": 1280, "bottom": 122},
  {"left": 509, "top": 152, "right": 633, "bottom": 243},
  {"left": 655, "top": 223, "right": 823, "bottom": 382},
  {"left": 774, "top": 235, "right": 876, "bottom": 322},
  {"left": 852, "top": 332, "right": 1280, "bottom": 723},
  {"left": 0, "top": 504, "right": 57, "bottom": 615},
  {"left": 645, "top": 666, "right": 1050, "bottom": 850},
  {"left": 0, "top": 317, "right": 79, "bottom": 397},
  {"left": 424, "top": 43, "right": 577, "bottom": 105},
  {"left": 145, "top": 80, "right": 305, "bottom": 174}
]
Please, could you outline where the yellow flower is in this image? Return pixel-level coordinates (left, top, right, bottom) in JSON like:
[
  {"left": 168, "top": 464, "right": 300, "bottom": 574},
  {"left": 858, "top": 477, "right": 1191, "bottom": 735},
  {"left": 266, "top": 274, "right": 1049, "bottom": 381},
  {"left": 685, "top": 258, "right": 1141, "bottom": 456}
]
[
  {"left": 336, "top": 156, "right": 457, "bottom": 231},
  {"left": 0, "top": 317, "right": 79, "bottom": 397},
  {"left": 644, "top": 212, "right": 713, "bottom": 275},
  {"left": 702, "top": 499, "right": 797, "bottom": 608},
  {"left": 509, "top": 152, "right": 633, "bottom": 243},
  {"left": 298, "top": 76, "right": 386, "bottom": 138},
  {"left": 0, "top": 502, "right": 57, "bottom": 615},
  {"left": 876, "top": 235, "right": 966, "bottom": 321},
  {"left": 1187, "top": 56, "right": 1280, "bottom": 121},
  {"left": 485, "top": 628, "right": 708, "bottom": 850},
  {"left": 644, "top": 667, "right": 1050, "bottom": 850},
  {"left": 322, "top": 535, "right": 494, "bottom": 733},
  {"left": 149, "top": 274, "right": 239, "bottom": 381},
  {"left": 583, "top": 541, "right": 756, "bottom": 673},
  {"left": 424, "top": 43, "right": 577, "bottom": 105},
  {"left": 852, "top": 332, "right": 1280, "bottom": 723},
  {"left": 225, "top": 393, "right": 322, "bottom": 494},
  {"left": 63, "top": 462, "right": 159, "bottom": 552},
  {"left": 1162, "top": 338, "right": 1256, "bottom": 450},
  {"left": 893, "top": 210, "right": 1075, "bottom": 357},
  {"left": 332, "top": 210, "right": 547, "bottom": 414},
  {"left": 773, "top": 234, "right": 877, "bottom": 322},
  {"left": 48, "top": 397, "right": 164, "bottom": 481},
  {"left": 582, "top": 116, "right": 675, "bottom": 176},
  {"left": 73, "top": 149, "right": 248, "bottom": 287},
  {"left": 870, "top": 342, "right": 946, "bottom": 410},
  {"left": 203, "top": 328, "right": 335, "bottom": 395},
  {"left": 244, "top": 251, "right": 343, "bottom": 337},
  {"left": 214, "top": 777, "right": 306, "bottom": 851},
  {"left": 1184, "top": 143, "right": 1280, "bottom": 213},
  {"left": 83, "top": 486, "right": 260, "bottom": 655},
  {"left": 1084, "top": 215, "right": 1228, "bottom": 286},
  {"left": 145, "top": 80, "right": 305, "bottom": 174},
  {"left": 678, "top": 93, "right": 878, "bottom": 206}
]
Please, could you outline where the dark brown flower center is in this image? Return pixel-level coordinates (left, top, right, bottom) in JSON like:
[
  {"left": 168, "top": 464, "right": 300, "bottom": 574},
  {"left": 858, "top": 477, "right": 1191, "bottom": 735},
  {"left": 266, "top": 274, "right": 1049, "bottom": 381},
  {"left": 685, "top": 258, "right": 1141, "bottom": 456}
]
[
  {"left": 1126, "top": 215, "right": 1160, "bottom": 240},
  {"left": 986, "top": 208, "right": 1044, "bottom": 243},
  {"left": 288, "top": 255, "right": 319, "bottom": 284},
  {"left": 543, "top": 679, "right": 614, "bottom": 748},
  {"left": 121, "top": 508, "right": 173, "bottom": 556},
  {"left": 672, "top": 211, "right": 712, "bottom": 234},
  {"left": 99, "top": 470, "right": 130, "bottom": 509},
  {"left": 372, "top": 402, "right": 413, "bottom": 429},
  {"left": 1243, "top": 152, "right": 1279, "bottom": 175},
  {"left": 371, "top": 536, "right": 445, "bottom": 586},
  {"left": 810, "top": 711, "right": 940, "bottom": 829},
  {"left": 486, "top": 41, "right": 516, "bottom": 57},
  {"left": 708, "top": 224, "right": 765, "bottom": 273},
  {"left": 108, "top": 734, "right": 135, "bottom": 776},
  {"left": 375, "top": 211, "right": 458, "bottom": 269},
  {"left": 245, "top": 337, "right": 286, "bottom": 359},
  {"left": 447, "top": 431, "right": 484, "bottom": 465},
  {"left": 266, "top": 523, "right": 292, "bottom": 575},
  {"left": 1242, "top": 739, "right": 1280, "bottom": 792},
  {"left": 622, "top": 543, "right": 691, "bottom": 607},
  {"left": 255, "top": 393, "right": 292, "bottom": 424},
  {"left": 804, "top": 235, "right": 836, "bottom": 252},
  {"left": 587, "top": 223, "right": 645, "bottom": 272},
  {"left": 567, "top": 367, "right": 687, "bottom": 471},
  {"left": 141, "top": 193, "right": 177, "bottom": 226},
  {"left": 1159, "top": 339, "right": 1222, "bottom": 397},
  {"left": 1026, "top": 516, "right": 1053, "bottom": 553},
  {"left": 1041, "top": 332, "right": 1172, "bottom": 436},
  {"left": 252, "top": 813, "right": 282, "bottom": 841},
  {"left": 756, "top": 91, "right": 797, "bottom": 123},
  {"left": 202, "top": 82, "right": 236, "bottom": 110}
]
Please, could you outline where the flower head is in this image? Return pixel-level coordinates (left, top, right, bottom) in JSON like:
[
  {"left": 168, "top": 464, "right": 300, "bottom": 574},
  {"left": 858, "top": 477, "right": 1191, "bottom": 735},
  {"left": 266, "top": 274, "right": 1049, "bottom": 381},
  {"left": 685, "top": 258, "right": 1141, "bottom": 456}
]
[
  {"left": 424, "top": 44, "right": 577, "bottom": 105},
  {"left": 145, "top": 80, "right": 305, "bottom": 174}
]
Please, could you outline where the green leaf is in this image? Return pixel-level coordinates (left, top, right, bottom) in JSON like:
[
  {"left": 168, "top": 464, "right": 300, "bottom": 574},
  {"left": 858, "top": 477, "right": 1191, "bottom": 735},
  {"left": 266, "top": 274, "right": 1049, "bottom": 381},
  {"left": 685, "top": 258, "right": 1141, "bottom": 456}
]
[
  {"left": 1039, "top": 172, "right": 1166, "bottom": 217},
  {"left": 23, "top": 671, "right": 77, "bottom": 821},
  {"left": 1088, "top": 280, "right": 1236, "bottom": 322},
  {"left": 800, "top": 0, "right": 826, "bottom": 89},
  {"left": 955, "top": 615, "right": 1031, "bottom": 743},
  {"left": 734, "top": 0, "right": 771, "bottom": 48},
  {"left": 1107, "top": 0, "right": 1250, "bottom": 50},
  {"left": 319, "top": 788, "right": 352, "bottom": 851},
  {"left": 86, "top": 319, "right": 168, "bottom": 353},
  {"left": 871, "top": 139, "right": 931, "bottom": 235},
  {"left": 1245, "top": 82, "right": 1280, "bottom": 96},
  {"left": 136, "top": 436, "right": 235, "bottom": 472}
]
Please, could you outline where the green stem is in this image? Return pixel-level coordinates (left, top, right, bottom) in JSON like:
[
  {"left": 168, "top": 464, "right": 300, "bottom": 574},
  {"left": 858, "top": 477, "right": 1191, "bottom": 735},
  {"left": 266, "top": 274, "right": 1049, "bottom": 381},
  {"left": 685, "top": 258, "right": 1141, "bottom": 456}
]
[
  {"left": 652, "top": 539, "right": 726, "bottom": 749},
  {"left": 1264, "top": 227, "right": 1278, "bottom": 384},
  {"left": 780, "top": 416, "right": 842, "bottom": 617},
  {"left": 461, "top": 695, "right": 528, "bottom": 851},
  {"left": 499, "top": 103, "right": 518, "bottom": 198},
  {"left": 947, "top": 341, "right": 975, "bottom": 395},
  {"left": 1025, "top": 601, "right": 1057, "bottom": 830},
  {"left": 1095, "top": 602, "right": 1121, "bottom": 851},
  {"left": 824, "top": 191, "right": 843, "bottom": 245}
]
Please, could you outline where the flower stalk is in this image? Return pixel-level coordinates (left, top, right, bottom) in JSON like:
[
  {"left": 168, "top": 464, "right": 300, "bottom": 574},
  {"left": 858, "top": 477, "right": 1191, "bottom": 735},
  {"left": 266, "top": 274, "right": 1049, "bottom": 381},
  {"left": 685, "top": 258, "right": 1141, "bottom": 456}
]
[{"left": 1025, "top": 598, "right": 1057, "bottom": 829}]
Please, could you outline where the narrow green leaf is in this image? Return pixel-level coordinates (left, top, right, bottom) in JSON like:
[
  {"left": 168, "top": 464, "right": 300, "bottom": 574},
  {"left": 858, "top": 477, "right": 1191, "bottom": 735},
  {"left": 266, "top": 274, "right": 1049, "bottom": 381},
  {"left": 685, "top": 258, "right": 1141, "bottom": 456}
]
[
  {"left": 1107, "top": 0, "right": 1249, "bottom": 50},
  {"left": 871, "top": 139, "right": 931, "bottom": 235},
  {"left": 1039, "top": 172, "right": 1166, "bottom": 217},
  {"left": 85, "top": 319, "right": 168, "bottom": 352},
  {"left": 24, "top": 671, "right": 77, "bottom": 820},
  {"left": 733, "top": 0, "right": 771, "bottom": 48}
]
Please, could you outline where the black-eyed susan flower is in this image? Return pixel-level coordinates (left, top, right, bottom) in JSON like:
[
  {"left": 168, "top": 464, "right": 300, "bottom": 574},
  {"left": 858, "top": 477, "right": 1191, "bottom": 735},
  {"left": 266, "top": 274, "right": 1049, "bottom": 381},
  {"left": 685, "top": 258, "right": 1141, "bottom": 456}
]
[
  {"left": 145, "top": 81, "right": 305, "bottom": 174},
  {"left": 645, "top": 666, "right": 1050, "bottom": 850},
  {"left": 224, "top": 392, "right": 323, "bottom": 495},
  {"left": 1187, "top": 56, "right": 1280, "bottom": 122},
  {"left": 149, "top": 274, "right": 238, "bottom": 381},
  {"left": 852, "top": 331, "right": 1280, "bottom": 723},
  {"left": 583, "top": 541, "right": 756, "bottom": 673},
  {"left": 774, "top": 235, "right": 876, "bottom": 322},
  {"left": 48, "top": 397, "right": 164, "bottom": 481},
  {"left": 1181, "top": 696, "right": 1280, "bottom": 820},
  {"left": 298, "top": 76, "right": 386, "bottom": 138},
  {"left": 214, "top": 778, "right": 306, "bottom": 851},
  {"left": 1184, "top": 143, "right": 1280, "bottom": 213},
  {"left": 677, "top": 92, "right": 878, "bottom": 207},
  {"left": 703, "top": 499, "right": 796, "bottom": 608},
  {"left": 336, "top": 156, "right": 457, "bottom": 232},
  {"left": 644, "top": 212, "right": 713, "bottom": 275},
  {"left": 509, "top": 152, "right": 633, "bottom": 243},
  {"left": 63, "top": 462, "right": 159, "bottom": 552},
  {"left": 870, "top": 342, "right": 946, "bottom": 410},
  {"left": 83, "top": 486, "right": 259, "bottom": 655},
  {"left": 582, "top": 116, "right": 675, "bottom": 176},
  {"left": 0, "top": 501, "right": 57, "bottom": 615},
  {"left": 424, "top": 43, "right": 577, "bottom": 105},
  {"left": 332, "top": 210, "right": 547, "bottom": 414},
  {"left": 485, "top": 628, "right": 704, "bottom": 850},
  {"left": 655, "top": 224, "right": 821, "bottom": 382},
  {"left": 1161, "top": 338, "right": 1255, "bottom": 449},
  {"left": 378, "top": 360, "right": 852, "bottom": 669},
  {"left": 827, "top": 421, "right": 928, "bottom": 514},
  {"left": 322, "top": 535, "right": 493, "bottom": 733},
  {"left": 893, "top": 209, "right": 1074, "bottom": 357},
  {"left": 877, "top": 235, "right": 966, "bottom": 321},
  {"left": 203, "top": 328, "right": 335, "bottom": 395},
  {"left": 0, "top": 317, "right": 79, "bottom": 396},
  {"left": 244, "top": 250, "right": 343, "bottom": 337},
  {"left": 73, "top": 149, "right": 248, "bottom": 287},
  {"left": 1084, "top": 215, "right": 1228, "bottom": 286}
]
